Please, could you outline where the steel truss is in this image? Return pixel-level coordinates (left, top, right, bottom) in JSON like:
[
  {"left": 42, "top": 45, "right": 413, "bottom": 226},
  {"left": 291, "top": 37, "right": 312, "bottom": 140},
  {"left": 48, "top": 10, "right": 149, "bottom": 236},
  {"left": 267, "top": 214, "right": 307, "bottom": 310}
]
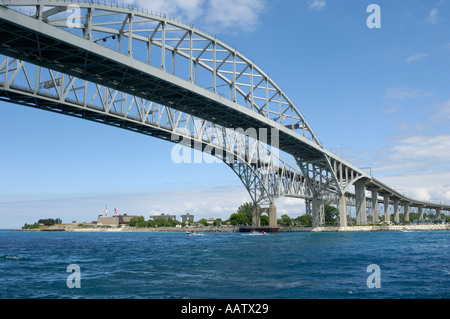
[
  {"left": 0, "top": 0, "right": 319, "bottom": 143},
  {"left": 0, "top": 0, "right": 449, "bottom": 222},
  {"left": 0, "top": 56, "right": 312, "bottom": 205}
]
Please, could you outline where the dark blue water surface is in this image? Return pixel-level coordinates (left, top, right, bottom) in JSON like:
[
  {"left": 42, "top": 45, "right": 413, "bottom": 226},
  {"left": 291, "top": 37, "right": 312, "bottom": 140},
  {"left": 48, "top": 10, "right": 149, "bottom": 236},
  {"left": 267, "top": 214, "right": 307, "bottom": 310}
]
[{"left": 0, "top": 230, "right": 448, "bottom": 299}]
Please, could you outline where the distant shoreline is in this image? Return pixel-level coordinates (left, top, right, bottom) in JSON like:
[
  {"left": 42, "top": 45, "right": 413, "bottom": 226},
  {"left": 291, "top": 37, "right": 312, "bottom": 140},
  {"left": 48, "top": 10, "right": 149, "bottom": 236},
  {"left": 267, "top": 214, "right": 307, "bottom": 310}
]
[
  {"left": 282, "top": 224, "right": 450, "bottom": 232},
  {"left": 13, "top": 223, "right": 450, "bottom": 232}
]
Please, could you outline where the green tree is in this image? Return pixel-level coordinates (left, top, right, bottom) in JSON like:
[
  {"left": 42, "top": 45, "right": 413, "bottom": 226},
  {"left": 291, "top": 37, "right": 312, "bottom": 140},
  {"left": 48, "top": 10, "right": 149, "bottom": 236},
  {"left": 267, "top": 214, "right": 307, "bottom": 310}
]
[
  {"left": 155, "top": 217, "right": 168, "bottom": 227},
  {"left": 229, "top": 212, "right": 249, "bottom": 226},
  {"left": 129, "top": 216, "right": 145, "bottom": 227},
  {"left": 324, "top": 205, "right": 339, "bottom": 226},
  {"left": 198, "top": 218, "right": 208, "bottom": 227},
  {"left": 279, "top": 214, "right": 293, "bottom": 226},
  {"left": 23, "top": 222, "right": 40, "bottom": 229},
  {"left": 260, "top": 215, "right": 269, "bottom": 226},
  {"left": 296, "top": 214, "right": 312, "bottom": 227},
  {"left": 237, "top": 202, "right": 253, "bottom": 223},
  {"left": 168, "top": 218, "right": 179, "bottom": 227},
  {"left": 38, "top": 218, "right": 56, "bottom": 226},
  {"left": 409, "top": 212, "right": 418, "bottom": 223},
  {"left": 228, "top": 202, "right": 254, "bottom": 226},
  {"left": 213, "top": 218, "right": 223, "bottom": 226}
]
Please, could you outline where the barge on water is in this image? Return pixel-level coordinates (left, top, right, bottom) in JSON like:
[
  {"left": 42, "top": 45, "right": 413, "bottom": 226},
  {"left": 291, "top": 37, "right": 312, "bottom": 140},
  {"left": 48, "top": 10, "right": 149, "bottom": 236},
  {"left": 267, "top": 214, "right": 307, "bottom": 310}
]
[{"left": 239, "top": 226, "right": 280, "bottom": 233}]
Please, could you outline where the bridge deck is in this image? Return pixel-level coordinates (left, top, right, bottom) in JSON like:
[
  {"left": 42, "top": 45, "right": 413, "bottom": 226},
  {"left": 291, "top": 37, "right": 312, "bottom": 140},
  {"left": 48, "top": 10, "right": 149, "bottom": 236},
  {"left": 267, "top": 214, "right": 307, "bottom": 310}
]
[
  {"left": 0, "top": 9, "right": 323, "bottom": 163},
  {"left": 0, "top": 3, "right": 449, "bottom": 212}
]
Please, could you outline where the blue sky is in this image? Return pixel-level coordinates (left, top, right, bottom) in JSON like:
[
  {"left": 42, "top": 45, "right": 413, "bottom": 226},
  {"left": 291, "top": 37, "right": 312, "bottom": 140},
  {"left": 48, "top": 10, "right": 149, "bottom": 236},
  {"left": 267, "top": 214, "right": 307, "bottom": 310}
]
[{"left": 1, "top": 0, "right": 449, "bottom": 228}]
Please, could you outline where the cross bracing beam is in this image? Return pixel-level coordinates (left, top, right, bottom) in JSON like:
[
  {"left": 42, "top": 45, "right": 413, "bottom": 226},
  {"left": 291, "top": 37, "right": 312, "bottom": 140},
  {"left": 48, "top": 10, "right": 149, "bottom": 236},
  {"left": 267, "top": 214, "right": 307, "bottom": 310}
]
[
  {"left": 0, "top": 0, "right": 369, "bottom": 195},
  {"left": 0, "top": 1, "right": 449, "bottom": 216},
  {"left": 0, "top": 56, "right": 313, "bottom": 205},
  {"left": 0, "top": 0, "right": 319, "bottom": 145}
]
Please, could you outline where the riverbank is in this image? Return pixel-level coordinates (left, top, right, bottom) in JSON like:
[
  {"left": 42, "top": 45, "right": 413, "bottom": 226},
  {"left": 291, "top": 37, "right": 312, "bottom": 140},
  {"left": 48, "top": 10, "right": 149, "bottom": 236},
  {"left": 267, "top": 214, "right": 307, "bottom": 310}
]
[
  {"left": 281, "top": 224, "right": 450, "bottom": 232},
  {"left": 17, "top": 223, "right": 448, "bottom": 232},
  {"left": 14, "top": 222, "right": 450, "bottom": 233},
  {"left": 68, "top": 226, "right": 235, "bottom": 232}
]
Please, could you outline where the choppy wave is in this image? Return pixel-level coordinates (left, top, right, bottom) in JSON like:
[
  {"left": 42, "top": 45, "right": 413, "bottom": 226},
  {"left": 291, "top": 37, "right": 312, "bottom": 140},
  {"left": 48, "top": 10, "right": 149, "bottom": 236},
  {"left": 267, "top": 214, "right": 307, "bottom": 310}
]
[{"left": 0, "top": 230, "right": 449, "bottom": 298}]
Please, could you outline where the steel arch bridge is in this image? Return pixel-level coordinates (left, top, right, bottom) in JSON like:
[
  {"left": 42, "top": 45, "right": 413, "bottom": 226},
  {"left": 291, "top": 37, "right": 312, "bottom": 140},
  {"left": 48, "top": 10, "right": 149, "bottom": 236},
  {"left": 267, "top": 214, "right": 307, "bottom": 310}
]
[{"left": 0, "top": 0, "right": 449, "bottom": 228}]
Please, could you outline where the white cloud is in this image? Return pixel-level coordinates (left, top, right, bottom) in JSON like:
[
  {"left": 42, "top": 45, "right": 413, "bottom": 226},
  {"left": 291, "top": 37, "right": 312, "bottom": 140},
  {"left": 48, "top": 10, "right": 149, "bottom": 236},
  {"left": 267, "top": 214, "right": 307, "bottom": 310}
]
[
  {"left": 119, "top": 0, "right": 204, "bottom": 22},
  {"left": 385, "top": 87, "right": 433, "bottom": 99},
  {"left": 405, "top": 53, "right": 428, "bottom": 63},
  {"left": 432, "top": 99, "right": 450, "bottom": 122},
  {"left": 382, "top": 105, "right": 400, "bottom": 114},
  {"left": 205, "top": 0, "right": 266, "bottom": 33},
  {"left": 376, "top": 170, "right": 450, "bottom": 204},
  {"left": 370, "top": 125, "right": 448, "bottom": 163},
  {"left": 387, "top": 134, "right": 450, "bottom": 163},
  {"left": 308, "top": 0, "right": 326, "bottom": 11},
  {"left": 116, "top": 0, "right": 266, "bottom": 33},
  {"left": 0, "top": 188, "right": 309, "bottom": 229},
  {"left": 367, "top": 132, "right": 450, "bottom": 204},
  {"left": 429, "top": 8, "right": 439, "bottom": 24}
]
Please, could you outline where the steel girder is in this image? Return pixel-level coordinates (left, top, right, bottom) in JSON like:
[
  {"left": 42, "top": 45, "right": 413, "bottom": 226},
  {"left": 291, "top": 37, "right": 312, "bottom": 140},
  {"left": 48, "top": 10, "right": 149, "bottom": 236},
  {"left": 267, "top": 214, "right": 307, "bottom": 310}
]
[
  {"left": 0, "top": 56, "right": 313, "bottom": 204},
  {"left": 0, "top": 0, "right": 319, "bottom": 144},
  {"left": 0, "top": 1, "right": 449, "bottom": 215},
  {"left": 0, "top": 0, "right": 367, "bottom": 201}
]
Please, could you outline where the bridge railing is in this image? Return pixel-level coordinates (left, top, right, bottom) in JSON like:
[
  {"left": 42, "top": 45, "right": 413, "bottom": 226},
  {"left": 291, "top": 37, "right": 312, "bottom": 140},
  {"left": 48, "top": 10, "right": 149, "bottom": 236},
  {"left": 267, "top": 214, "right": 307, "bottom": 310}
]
[
  {"left": 1, "top": 0, "right": 320, "bottom": 145},
  {"left": 0, "top": 55, "right": 314, "bottom": 204}
]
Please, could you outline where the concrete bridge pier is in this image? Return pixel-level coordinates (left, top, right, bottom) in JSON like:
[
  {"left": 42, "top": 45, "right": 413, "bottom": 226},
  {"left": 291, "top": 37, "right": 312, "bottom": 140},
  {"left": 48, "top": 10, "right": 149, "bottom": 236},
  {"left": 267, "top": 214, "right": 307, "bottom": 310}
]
[
  {"left": 339, "top": 195, "right": 347, "bottom": 227},
  {"left": 268, "top": 206, "right": 277, "bottom": 228},
  {"left": 252, "top": 205, "right": 277, "bottom": 228},
  {"left": 436, "top": 208, "right": 441, "bottom": 219},
  {"left": 383, "top": 195, "right": 390, "bottom": 222},
  {"left": 393, "top": 199, "right": 400, "bottom": 224},
  {"left": 311, "top": 197, "right": 322, "bottom": 227},
  {"left": 418, "top": 205, "right": 424, "bottom": 220},
  {"left": 404, "top": 202, "right": 410, "bottom": 222},
  {"left": 370, "top": 188, "right": 380, "bottom": 224},
  {"left": 355, "top": 180, "right": 367, "bottom": 225},
  {"left": 252, "top": 205, "right": 261, "bottom": 227}
]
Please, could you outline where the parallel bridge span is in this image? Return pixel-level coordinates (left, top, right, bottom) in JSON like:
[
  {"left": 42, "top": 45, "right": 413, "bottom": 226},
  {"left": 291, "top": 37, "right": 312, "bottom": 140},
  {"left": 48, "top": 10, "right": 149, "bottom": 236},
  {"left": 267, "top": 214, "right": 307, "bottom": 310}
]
[{"left": 0, "top": 0, "right": 448, "bottom": 227}]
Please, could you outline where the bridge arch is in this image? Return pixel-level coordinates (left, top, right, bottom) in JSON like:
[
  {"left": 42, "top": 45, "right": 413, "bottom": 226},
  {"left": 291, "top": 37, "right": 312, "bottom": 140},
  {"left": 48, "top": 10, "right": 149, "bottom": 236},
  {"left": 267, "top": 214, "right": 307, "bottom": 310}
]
[
  {"left": 0, "top": 0, "right": 320, "bottom": 145},
  {"left": 0, "top": 56, "right": 312, "bottom": 221},
  {"left": 1, "top": 0, "right": 449, "bottom": 228}
]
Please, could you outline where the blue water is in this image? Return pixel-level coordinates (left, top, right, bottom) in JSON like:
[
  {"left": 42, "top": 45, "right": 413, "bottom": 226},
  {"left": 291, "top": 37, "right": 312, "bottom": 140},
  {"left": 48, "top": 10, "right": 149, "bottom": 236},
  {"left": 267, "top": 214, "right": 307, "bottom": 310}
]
[{"left": 0, "top": 230, "right": 448, "bottom": 299}]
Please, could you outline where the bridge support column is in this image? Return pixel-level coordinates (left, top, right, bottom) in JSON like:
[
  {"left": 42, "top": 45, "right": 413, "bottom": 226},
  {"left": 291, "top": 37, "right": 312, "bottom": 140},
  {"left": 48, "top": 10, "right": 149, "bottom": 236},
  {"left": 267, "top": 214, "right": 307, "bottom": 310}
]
[
  {"left": 312, "top": 197, "right": 321, "bottom": 227},
  {"left": 383, "top": 195, "right": 390, "bottom": 222},
  {"left": 371, "top": 189, "right": 379, "bottom": 224},
  {"left": 404, "top": 202, "right": 410, "bottom": 222},
  {"left": 436, "top": 208, "right": 441, "bottom": 219},
  {"left": 252, "top": 205, "right": 261, "bottom": 227},
  {"left": 355, "top": 180, "right": 367, "bottom": 225},
  {"left": 339, "top": 195, "right": 347, "bottom": 227},
  {"left": 252, "top": 205, "right": 277, "bottom": 228},
  {"left": 268, "top": 205, "right": 277, "bottom": 228},
  {"left": 418, "top": 205, "right": 423, "bottom": 220},
  {"left": 393, "top": 200, "right": 399, "bottom": 224}
]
